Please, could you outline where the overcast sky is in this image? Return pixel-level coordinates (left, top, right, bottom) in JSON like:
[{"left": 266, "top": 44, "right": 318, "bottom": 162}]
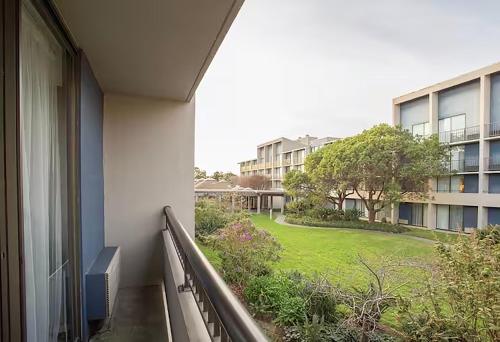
[{"left": 195, "top": 0, "right": 500, "bottom": 174}]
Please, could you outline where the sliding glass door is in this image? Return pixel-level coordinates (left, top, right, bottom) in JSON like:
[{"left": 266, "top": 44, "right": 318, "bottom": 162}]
[{"left": 20, "top": 1, "right": 75, "bottom": 341}]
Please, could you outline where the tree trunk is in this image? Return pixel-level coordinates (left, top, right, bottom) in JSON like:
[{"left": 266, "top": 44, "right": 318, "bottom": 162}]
[
  {"left": 368, "top": 209, "right": 376, "bottom": 223},
  {"left": 338, "top": 197, "right": 344, "bottom": 210}
]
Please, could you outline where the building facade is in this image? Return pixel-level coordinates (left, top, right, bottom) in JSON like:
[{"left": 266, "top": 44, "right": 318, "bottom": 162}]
[
  {"left": 239, "top": 135, "right": 338, "bottom": 189},
  {"left": 393, "top": 62, "right": 500, "bottom": 231}
]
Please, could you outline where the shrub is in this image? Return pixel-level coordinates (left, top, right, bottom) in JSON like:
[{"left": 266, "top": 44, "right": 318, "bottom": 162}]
[
  {"left": 244, "top": 272, "right": 302, "bottom": 316},
  {"left": 397, "top": 227, "right": 500, "bottom": 341},
  {"left": 303, "top": 275, "right": 340, "bottom": 324},
  {"left": 195, "top": 199, "right": 250, "bottom": 237},
  {"left": 309, "top": 207, "right": 344, "bottom": 221},
  {"left": 195, "top": 199, "right": 229, "bottom": 237},
  {"left": 276, "top": 296, "right": 307, "bottom": 326},
  {"left": 285, "top": 199, "right": 314, "bottom": 215},
  {"left": 212, "top": 218, "right": 281, "bottom": 285},
  {"left": 285, "top": 214, "right": 409, "bottom": 234},
  {"left": 343, "top": 208, "right": 362, "bottom": 221}
]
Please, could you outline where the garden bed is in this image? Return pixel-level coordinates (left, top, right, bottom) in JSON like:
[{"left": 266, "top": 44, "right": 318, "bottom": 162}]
[{"left": 285, "top": 214, "right": 410, "bottom": 233}]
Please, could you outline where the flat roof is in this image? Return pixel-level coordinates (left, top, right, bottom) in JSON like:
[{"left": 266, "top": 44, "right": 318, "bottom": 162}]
[{"left": 393, "top": 61, "right": 500, "bottom": 105}]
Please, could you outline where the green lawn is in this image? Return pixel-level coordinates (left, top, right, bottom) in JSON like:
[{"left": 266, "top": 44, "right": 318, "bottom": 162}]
[
  {"left": 250, "top": 215, "right": 435, "bottom": 288},
  {"left": 199, "top": 214, "right": 439, "bottom": 326}
]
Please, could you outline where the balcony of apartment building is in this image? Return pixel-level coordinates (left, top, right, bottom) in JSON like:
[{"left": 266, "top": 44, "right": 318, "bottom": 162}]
[
  {"left": 438, "top": 124, "right": 480, "bottom": 144},
  {"left": 0, "top": 1, "right": 269, "bottom": 341}
]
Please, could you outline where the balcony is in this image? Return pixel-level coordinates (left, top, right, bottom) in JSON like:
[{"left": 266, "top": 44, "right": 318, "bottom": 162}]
[
  {"left": 162, "top": 206, "right": 267, "bottom": 341},
  {"left": 445, "top": 158, "right": 479, "bottom": 173},
  {"left": 486, "top": 157, "right": 500, "bottom": 171},
  {"left": 273, "top": 159, "right": 281, "bottom": 167},
  {"left": 282, "top": 158, "right": 291, "bottom": 166},
  {"left": 439, "top": 125, "right": 480, "bottom": 144},
  {"left": 486, "top": 122, "right": 500, "bottom": 138}
]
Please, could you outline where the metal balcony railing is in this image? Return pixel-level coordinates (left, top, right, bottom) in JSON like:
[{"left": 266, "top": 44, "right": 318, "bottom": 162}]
[
  {"left": 486, "top": 157, "right": 500, "bottom": 171},
  {"left": 439, "top": 125, "right": 480, "bottom": 144},
  {"left": 162, "top": 206, "right": 267, "bottom": 341},
  {"left": 486, "top": 122, "right": 500, "bottom": 138},
  {"left": 445, "top": 158, "right": 479, "bottom": 173}
]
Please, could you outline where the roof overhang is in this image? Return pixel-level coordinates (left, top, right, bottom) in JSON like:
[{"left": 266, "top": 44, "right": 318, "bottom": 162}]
[{"left": 54, "top": 0, "right": 244, "bottom": 101}]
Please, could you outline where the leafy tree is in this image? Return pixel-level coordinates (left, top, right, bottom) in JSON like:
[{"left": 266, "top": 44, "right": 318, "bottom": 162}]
[
  {"left": 398, "top": 226, "right": 500, "bottom": 341},
  {"left": 194, "top": 166, "right": 207, "bottom": 179},
  {"left": 222, "top": 171, "right": 237, "bottom": 183},
  {"left": 305, "top": 146, "right": 354, "bottom": 210},
  {"left": 282, "top": 170, "right": 315, "bottom": 200},
  {"left": 330, "top": 124, "right": 448, "bottom": 223},
  {"left": 212, "top": 171, "right": 224, "bottom": 181},
  {"left": 237, "top": 174, "right": 270, "bottom": 190}
]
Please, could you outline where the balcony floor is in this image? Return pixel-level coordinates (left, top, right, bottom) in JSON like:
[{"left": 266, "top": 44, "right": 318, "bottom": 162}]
[{"left": 90, "top": 285, "right": 168, "bottom": 342}]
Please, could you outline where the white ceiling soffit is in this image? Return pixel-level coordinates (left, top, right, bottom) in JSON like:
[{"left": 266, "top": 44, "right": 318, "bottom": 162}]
[{"left": 54, "top": 0, "right": 243, "bottom": 101}]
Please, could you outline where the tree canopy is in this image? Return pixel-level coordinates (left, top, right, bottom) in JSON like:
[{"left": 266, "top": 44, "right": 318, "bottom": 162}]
[{"left": 319, "top": 124, "right": 448, "bottom": 222}]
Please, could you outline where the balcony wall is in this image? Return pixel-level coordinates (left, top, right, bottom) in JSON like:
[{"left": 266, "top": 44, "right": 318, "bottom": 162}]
[{"left": 104, "top": 94, "right": 195, "bottom": 288}]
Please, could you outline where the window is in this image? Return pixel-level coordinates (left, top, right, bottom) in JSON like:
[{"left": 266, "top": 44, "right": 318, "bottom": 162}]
[
  {"left": 411, "top": 122, "right": 430, "bottom": 137},
  {"left": 20, "top": 1, "right": 76, "bottom": 340},
  {"left": 439, "top": 114, "right": 466, "bottom": 142}
]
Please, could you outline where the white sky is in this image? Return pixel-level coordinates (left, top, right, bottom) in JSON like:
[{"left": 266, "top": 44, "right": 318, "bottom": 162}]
[{"left": 195, "top": 0, "right": 500, "bottom": 174}]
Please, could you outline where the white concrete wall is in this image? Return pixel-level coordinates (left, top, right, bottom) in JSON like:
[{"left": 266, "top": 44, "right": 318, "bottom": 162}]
[{"left": 103, "top": 94, "right": 195, "bottom": 288}]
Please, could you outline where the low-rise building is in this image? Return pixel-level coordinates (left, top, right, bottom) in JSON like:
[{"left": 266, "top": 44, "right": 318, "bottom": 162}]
[{"left": 239, "top": 135, "right": 338, "bottom": 189}]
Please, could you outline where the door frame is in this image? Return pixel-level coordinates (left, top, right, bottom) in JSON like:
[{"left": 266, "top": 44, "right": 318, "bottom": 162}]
[{"left": 0, "top": 0, "right": 82, "bottom": 340}]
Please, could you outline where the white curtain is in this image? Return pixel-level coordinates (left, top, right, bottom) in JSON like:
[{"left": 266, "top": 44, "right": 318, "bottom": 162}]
[{"left": 21, "top": 3, "right": 66, "bottom": 341}]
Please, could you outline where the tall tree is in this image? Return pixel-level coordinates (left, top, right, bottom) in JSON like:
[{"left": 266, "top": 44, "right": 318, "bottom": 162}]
[
  {"left": 194, "top": 166, "right": 207, "bottom": 179},
  {"left": 334, "top": 124, "right": 448, "bottom": 223},
  {"left": 238, "top": 175, "right": 270, "bottom": 190},
  {"left": 282, "top": 170, "right": 315, "bottom": 200},
  {"left": 305, "top": 146, "right": 353, "bottom": 210}
]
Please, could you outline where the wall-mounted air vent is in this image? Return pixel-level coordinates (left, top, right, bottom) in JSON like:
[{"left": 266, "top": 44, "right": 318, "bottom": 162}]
[{"left": 86, "top": 246, "right": 121, "bottom": 320}]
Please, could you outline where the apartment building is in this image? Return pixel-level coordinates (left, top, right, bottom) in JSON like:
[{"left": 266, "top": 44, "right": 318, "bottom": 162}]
[
  {"left": 393, "top": 62, "right": 500, "bottom": 231},
  {"left": 239, "top": 135, "right": 338, "bottom": 189},
  {"left": 0, "top": 1, "right": 268, "bottom": 341}
]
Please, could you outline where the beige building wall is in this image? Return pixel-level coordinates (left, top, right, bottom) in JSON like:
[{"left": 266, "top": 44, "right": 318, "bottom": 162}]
[{"left": 104, "top": 94, "right": 195, "bottom": 288}]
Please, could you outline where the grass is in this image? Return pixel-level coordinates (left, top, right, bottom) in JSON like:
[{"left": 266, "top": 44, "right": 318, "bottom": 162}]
[
  {"left": 403, "top": 226, "right": 461, "bottom": 243},
  {"left": 198, "top": 214, "right": 443, "bottom": 327}
]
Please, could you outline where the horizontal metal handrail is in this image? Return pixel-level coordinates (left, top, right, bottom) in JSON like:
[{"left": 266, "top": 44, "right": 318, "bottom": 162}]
[
  {"left": 485, "top": 157, "right": 500, "bottom": 171},
  {"left": 445, "top": 158, "right": 479, "bottom": 172},
  {"left": 486, "top": 122, "right": 500, "bottom": 138},
  {"left": 163, "top": 206, "right": 267, "bottom": 342},
  {"left": 439, "top": 125, "right": 480, "bottom": 143}
]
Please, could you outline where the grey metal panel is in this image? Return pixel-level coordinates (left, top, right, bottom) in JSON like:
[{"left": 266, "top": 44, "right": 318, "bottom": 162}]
[
  {"left": 438, "top": 81, "right": 480, "bottom": 126},
  {"left": 400, "top": 96, "right": 429, "bottom": 130}
]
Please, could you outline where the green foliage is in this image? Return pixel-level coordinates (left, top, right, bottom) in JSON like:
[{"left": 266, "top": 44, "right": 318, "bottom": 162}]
[
  {"left": 243, "top": 272, "right": 303, "bottom": 316},
  {"left": 398, "top": 227, "right": 500, "bottom": 341},
  {"left": 194, "top": 166, "right": 207, "bottom": 179},
  {"left": 194, "top": 199, "right": 249, "bottom": 237},
  {"left": 343, "top": 208, "right": 362, "bottom": 221},
  {"left": 195, "top": 199, "right": 229, "bottom": 237},
  {"left": 307, "top": 207, "right": 344, "bottom": 221},
  {"left": 285, "top": 199, "right": 315, "bottom": 215},
  {"left": 211, "top": 218, "right": 281, "bottom": 285},
  {"left": 283, "top": 170, "right": 316, "bottom": 199},
  {"left": 244, "top": 272, "right": 341, "bottom": 329},
  {"left": 314, "top": 124, "right": 449, "bottom": 222},
  {"left": 276, "top": 296, "right": 308, "bottom": 326},
  {"left": 285, "top": 214, "right": 409, "bottom": 234}
]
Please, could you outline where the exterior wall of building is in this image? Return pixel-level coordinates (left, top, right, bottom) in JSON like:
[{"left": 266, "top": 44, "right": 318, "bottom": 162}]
[
  {"left": 104, "top": 94, "right": 195, "bottom": 288},
  {"left": 393, "top": 63, "right": 500, "bottom": 231}
]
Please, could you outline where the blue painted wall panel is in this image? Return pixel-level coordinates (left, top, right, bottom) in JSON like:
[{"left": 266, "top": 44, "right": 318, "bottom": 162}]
[
  {"left": 464, "top": 143, "right": 479, "bottom": 160},
  {"left": 490, "top": 141, "right": 500, "bottom": 158},
  {"left": 464, "top": 175, "right": 478, "bottom": 193},
  {"left": 79, "top": 52, "right": 104, "bottom": 341},
  {"left": 488, "top": 207, "right": 500, "bottom": 225},
  {"left": 463, "top": 206, "right": 477, "bottom": 228},
  {"left": 489, "top": 174, "right": 500, "bottom": 193}
]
